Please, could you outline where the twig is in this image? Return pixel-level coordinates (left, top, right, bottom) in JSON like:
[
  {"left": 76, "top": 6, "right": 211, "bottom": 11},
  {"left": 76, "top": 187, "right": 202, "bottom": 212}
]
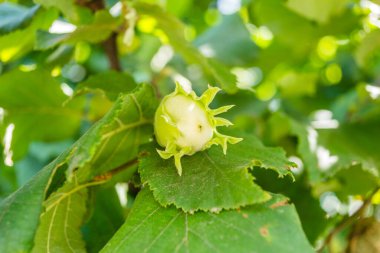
[
  {"left": 77, "top": 0, "right": 121, "bottom": 71},
  {"left": 102, "top": 32, "right": 121, "bottom": 71},
  {"left": 151, "top": 67, "right": 174, "bottom": 99},
  {"left": 93, "top": 157, "right": 139, "bottom": 182},
  {"left": 317, "top": 186, "right": 380, "bottom": 253}
]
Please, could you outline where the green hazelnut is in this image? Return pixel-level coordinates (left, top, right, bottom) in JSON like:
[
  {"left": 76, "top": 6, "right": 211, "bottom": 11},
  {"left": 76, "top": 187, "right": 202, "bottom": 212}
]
[{"left": 154, "top": 82, "right": 242, "bottom": 175}]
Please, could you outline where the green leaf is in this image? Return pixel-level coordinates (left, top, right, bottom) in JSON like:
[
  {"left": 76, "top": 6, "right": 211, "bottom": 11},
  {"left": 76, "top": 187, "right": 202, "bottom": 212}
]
[
  {"left": 194, "top": 14, "right": 258, "bottom": 66},
  {"left": 134, "top": 2, "right": 238, "bottom": 94},
  {"left": 0, "top": 3, "right": 40, "bottom": 35},
  {"left": 32, "top": 181, "right": 88, "bottom": 253},
  {"left": 35, "top": 30, "right": 69, "bottom": 50},
  {"left": 332, "top": 164, "right": 380, "bottom": 198},
  {"left": 0, "top": 8, "right": 58, "bottom": 62},
  {"left": 251, "top": 0, "right": 358, "bottom": 59},
  {"left": 290, "top": 186, "right": 329, "bottom": 244},
  {"left": 330, "top": 85, "right": 380, "bottom": 125},
  {"left": 75, "top": 71, "right": 137, "bottom": 101},
  {"left": 0, "top": 161, "right": 58, "bottom": 253},
  {"left": 0, "top": 69, "right": 82, "bottom": 160},
  {"left": 35, "top": 10, "right": 121, "bottom": 50},
  {"left": 249, "top": 167, "right": 330, "bottom": 244},
  {"left": 0, "top": 84, "right": 156, "bottom": 252},
  {"left": 139, "top": 133, "right": 294, "bottom": 212},
  {"left": 101, "top": 188, "right": 314, "bottom": 253},
  {"left": 83, "top": 187, "right": 126, "bottom": 253},
  {"left": 252, "top": 0, "right": 318, "bottom": 54},
  {"left": 0, "top": 161, "right": 17, "bottom": 201},
  {"left": 67, "top": 83, "right": 157, "bottom": 181},
  {"left": 355, "top": 29, "right": 380, "bottom": 67},
  {"left": 166, "top": 0, "right": 192, "bottom": 17},
  {"left": 67, "top": 11, "right": 120, "bottom": 43},
  {"left": 286, "top": 0, "right": 348, "bottom": 24},
  {"left": 275, "top": 69, "right": 318, "bottom": 97},
  {"left": 34, "top": 0, "right": 80, "bottom": 23},
  {"left": 351, "top": 85, "right": 380, "bottom": 122},
  {"left": 268, "top": 112, "right": 321, "bottom": 183},
  {"left": 318, "top": 119, "right": 380, "bottom": 175}
]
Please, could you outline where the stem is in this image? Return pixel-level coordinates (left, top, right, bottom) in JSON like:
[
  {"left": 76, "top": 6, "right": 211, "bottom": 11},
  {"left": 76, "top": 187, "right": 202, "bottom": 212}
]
[
  {"left": 317, "top": 186, "right": 380, "bottom": 252},
  {"left": 93, "top": 157, "right": 139, "bottom": 181},
  {"left": 45, "top": 179, "right": 107, "bottom": 212},
  {"left": 103, "top": 32, "right": 121, "bottom": 71},
  {"left": 77, "top": 0, "right": 121, "bottom": 71},
  {"left": 151, "top": 67, "right": 173, "bottom": 99},
  {"left": 45, "top": 157, "right": 140, "bottom": 212}
]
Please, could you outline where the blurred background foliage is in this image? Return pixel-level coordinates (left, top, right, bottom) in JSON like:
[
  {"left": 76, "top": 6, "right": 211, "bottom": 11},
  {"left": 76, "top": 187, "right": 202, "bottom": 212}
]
[{"left": 1, "top": 0, "right": 380, "bottom": 252}]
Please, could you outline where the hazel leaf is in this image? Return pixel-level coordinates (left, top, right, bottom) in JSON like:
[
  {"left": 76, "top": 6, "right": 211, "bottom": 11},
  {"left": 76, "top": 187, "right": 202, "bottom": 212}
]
[{"left": 139, "top": 133, "right": 295, "bottom": 212}]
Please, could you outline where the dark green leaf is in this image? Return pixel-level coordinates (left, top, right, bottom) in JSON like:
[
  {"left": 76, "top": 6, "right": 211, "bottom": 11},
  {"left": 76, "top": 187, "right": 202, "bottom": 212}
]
[
  {"left": 332, "top": 164, "right": 380, "bottom": 198},
  {"left": 195, "top": 14, "right": 258, "bottom": 66},
  {"left": 251, "top": 168, "right": 329, "bottom": 244},
  {"left": 285, "top": 0, "right": 348, "bottom": 24},
  {"left": 0, "top": 162, "right": 17, "bottom": 201},
  {"left": 268, "top": 112, "right": 321, "bottom": 183},
  {"left": 34, "top": 0, "right": 80, "bottom": 23},
  {"left": 0, "top": 84, "right": 156, "bottom": 252},
  {"left": 100, "top": 188, "right": 314, "bottom": 253},
  {"left": 252, "top": 0, "right": 318, "bottom": 54},
  {"left": 76, "top": 71, "right": 137, "bottom": 101},
  {"left": 0, "top": 69, "right": 82, "bottom": 160},
  {"left": 83, "top": 187, "right": 125, "bottom": 253},
  {"left": 67, "top": 83, "right": 157, "bottom": 180},
  {"left": 32, "top": 180, "right": 88, "bottom": 253},
  {"left": 0, "top": 3, "right": 40, "bottom": 34},
  {"left": 355, "top": 29, "right": 380, "bottom": 67},
  {"left": 275, "top": 69, "right": 318, "bottom": 97},
  {"left": 139, "top": 133, "right": 294, "bottom": 212},
  {"left": 0, "top": 161, "right": 58, "bottom": 253},
  {"left": 35, "top": 30, "right": 69, "bottom": 50},
  {"left": 0, "top": 8, "right": 58, "bottom": 62},
  {"left": 318, "top": 120, "right": 380, "bottom": 174},
  {"left": 35, "top": 10, "right": 121, "bottom": 50},
  {"left": 67, "top": 11, "right": 120, "bottom": 43}
]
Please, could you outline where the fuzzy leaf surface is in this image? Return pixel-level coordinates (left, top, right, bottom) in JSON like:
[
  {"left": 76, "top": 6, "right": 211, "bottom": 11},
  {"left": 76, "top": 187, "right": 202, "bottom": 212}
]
[
  {"left": 139, "top": 133, "right": 294, "bottom": 212},
  {"left": 0, "top": 161, "right": 58, "bottom": 252},
  {"left": 101, "top": 188, "right": 314, "bottom": 253},
  {"left": 67, "top": 83, "right": 157, "bottom": 181},
  {"left": 32, "top": 180, "right": 88, "bottom": 253}
]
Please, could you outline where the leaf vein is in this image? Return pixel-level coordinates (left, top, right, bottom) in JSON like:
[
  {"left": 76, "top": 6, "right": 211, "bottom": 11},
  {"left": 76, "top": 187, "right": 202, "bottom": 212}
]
[{"left": 143, "top": 212, "right": 181, "bottom": 253}]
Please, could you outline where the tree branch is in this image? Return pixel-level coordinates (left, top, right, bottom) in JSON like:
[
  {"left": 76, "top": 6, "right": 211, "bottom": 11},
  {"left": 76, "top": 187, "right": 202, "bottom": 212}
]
[
  {"left": 77, "top": 0, "right": 121, "bottom": 71},
  {"left": 93, "top": 157, "right": 139, "bottom": 182},
  {"left": 317, "top": 186, "right": 380, "bottom": 252},
  {"left": 102, "top": 33, "right": 121, "bottom": 71}
]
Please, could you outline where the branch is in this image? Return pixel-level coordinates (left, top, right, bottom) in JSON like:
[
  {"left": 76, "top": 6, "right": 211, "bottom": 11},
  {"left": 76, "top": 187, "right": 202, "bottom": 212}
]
[
  {"left": 45, "top": 157, "right": 141, "bottom": 212},
  {"left": 102, "top": 33, "right": 121, "bottom": 71},
  {"left": 317, "top": 186, "right": 380, "bottom": 253},
  {"left": 93, "top": 157, "right": 139, "bottom": 182},
  {"left": 77, "top": 0, "right": 121, "bottom": 71},
  {"left": 92, "top": 151, "right": 148, "bottom": 182}
]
